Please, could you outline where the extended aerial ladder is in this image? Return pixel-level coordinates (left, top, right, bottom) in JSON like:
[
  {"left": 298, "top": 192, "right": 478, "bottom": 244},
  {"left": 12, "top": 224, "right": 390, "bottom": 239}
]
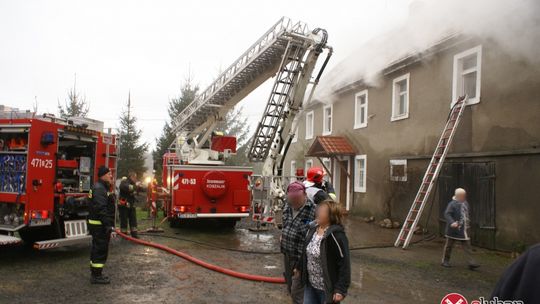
[
  {"left": 170, "top": 17, "right": 330, "bottom": 148},
  {"left": 168, "top": 17, "right": 332, "bottom": 223},
  {"left": 248, "top": 28, "right": 331, "bottom": 223},
  {"left": 395, "top": 95, "right": 467, "bottom": 249}
]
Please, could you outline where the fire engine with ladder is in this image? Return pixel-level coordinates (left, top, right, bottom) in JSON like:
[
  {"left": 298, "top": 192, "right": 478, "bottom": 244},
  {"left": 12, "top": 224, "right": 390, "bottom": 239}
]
[
  {"left": 0, "top": 106, "right": 117, "bottom": 249},
  {"left": 161, "top": 17, "right": 332, "bottom": 227}
]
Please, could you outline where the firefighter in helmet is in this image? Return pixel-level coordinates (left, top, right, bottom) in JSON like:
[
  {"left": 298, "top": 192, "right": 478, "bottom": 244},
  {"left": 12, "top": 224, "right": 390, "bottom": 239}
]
[
  {"left": 119, "top": 172, "right": 140, "bottom": 238},
  {"left": 303, "top": 167, "right": 337, "bottom": 205},
  {"left": 88, "top": 165, "right": 115, "bottom": 284}
]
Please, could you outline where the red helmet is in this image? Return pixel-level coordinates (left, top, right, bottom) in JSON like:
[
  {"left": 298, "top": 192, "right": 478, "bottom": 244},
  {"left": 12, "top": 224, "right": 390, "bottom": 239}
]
[{"left": 307, "top": 167, "right": 325, "bottom": 183}]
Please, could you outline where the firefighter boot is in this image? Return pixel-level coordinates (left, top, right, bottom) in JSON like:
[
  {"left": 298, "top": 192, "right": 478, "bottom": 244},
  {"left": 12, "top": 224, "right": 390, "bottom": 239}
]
[
  {"left": 90, "top": 267, "right": 111, "bottom": 284},
  {"left": 130, "top": 230, "right": 139, "bottom": 239}
]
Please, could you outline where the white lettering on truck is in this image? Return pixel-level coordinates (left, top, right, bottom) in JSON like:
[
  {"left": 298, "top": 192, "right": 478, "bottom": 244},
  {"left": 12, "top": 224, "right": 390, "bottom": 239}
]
[
  {"left": 30, "top": 158, "right": 53, "bottom": 169},
  {"left": 206, "top": 179, "right": 226, "bottom": 189},
  {"left": 181, "top": 178, "right": 196, "bottom": 185}
]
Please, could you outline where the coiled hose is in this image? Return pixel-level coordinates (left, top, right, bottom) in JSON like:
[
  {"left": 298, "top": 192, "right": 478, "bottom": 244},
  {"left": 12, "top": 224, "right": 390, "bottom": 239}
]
[{"left": 115, "top": 230, "right": 285, "bottom": 284}]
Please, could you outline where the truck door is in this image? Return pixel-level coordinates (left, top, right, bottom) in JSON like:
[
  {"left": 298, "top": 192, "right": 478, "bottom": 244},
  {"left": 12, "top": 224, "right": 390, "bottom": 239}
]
[{"left": 26, "top": 120, "right": 57, "bottom": 223}]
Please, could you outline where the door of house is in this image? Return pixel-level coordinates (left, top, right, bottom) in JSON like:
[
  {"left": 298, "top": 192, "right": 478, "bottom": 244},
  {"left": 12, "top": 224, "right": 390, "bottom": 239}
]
[
  {"left": 333, "top": 159, "right": 350, "bottom": 210},
  {"left": 338, "top": 161, "right": 348, "bottom": 204},
  {"left": 438, "top": 162, "right": 496, "bottom": 249}
]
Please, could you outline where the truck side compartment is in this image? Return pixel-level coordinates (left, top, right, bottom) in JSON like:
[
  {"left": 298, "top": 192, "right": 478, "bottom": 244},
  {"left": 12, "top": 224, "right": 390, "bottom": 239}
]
[{"left": 0, "top": 111, "right": 117, "bottom": 247}]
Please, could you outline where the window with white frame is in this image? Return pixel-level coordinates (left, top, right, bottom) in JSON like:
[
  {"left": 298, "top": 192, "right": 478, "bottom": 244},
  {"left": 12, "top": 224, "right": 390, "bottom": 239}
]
[
  {"left": 305, "top": 159, "right": 313, "bottom": 174},
  {"left": 354, "top": 155, "right": 367, "bottom": 193},
  {"left": 354, "top": 90, "right": 368, "bottom": 129},
  {"left": 390, "top": 159, "right": 407, "bottom": 182},
  {"left": 290, "top": 160, "right": 297, "bottom": 181},
  {"left": 323, "top": 105, "right": 332, "bottom": 135},
  {"left": 453, "top": 45, "right": 482, "bottom": 105},
  {"left": 305, "top": 111, "right": 314, "bottom": 139},
  {"left": 322, "top": 158, "right": 331, "bottom": 182},
  {"left": 391, "top": 73, "right": 410, "bottom": 121}
]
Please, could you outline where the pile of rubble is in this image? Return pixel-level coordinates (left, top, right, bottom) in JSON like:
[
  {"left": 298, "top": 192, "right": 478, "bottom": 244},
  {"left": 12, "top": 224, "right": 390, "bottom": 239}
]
[
  {"left": 361, "top": 216, "right": 424, "bottom": 234},
  {"left": 378, "top": 218, "right": 401, "bottom": 229}
]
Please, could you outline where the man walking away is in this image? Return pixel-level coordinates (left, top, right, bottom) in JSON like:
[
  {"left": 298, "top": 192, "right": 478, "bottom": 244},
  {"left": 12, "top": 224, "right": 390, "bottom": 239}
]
[
  {"left": 119, "top": 172, "right": 140, "bottom": 238},
  {"left": 281, "top": 181, "right": 316, "bottom": 304},
  {"left": 441, "top": 188, "right": 480, "bottom": 270},
  {"left": 88, "top": 166, "right": 116, "bottom": 284}
]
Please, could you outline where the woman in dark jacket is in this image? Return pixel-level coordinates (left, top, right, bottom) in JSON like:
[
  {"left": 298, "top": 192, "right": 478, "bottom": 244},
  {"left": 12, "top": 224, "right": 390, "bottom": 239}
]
[{"left": 301, "top": 199, "right": 351, "bottom": 304}]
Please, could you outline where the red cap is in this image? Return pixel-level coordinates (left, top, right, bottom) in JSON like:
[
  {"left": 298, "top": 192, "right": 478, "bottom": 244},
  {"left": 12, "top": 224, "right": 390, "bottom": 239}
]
[
  {"left": 307, "top": 167, "right": 325, "bottom": 183},
  {"left": 287, "top": 181, "right": 306, "bottom": 196}
]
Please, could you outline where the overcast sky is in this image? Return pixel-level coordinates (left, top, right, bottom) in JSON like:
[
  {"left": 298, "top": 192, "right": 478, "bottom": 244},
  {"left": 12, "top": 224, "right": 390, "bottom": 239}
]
[{"left": 0, "top": 0, "right": 413, "bottom": 149}]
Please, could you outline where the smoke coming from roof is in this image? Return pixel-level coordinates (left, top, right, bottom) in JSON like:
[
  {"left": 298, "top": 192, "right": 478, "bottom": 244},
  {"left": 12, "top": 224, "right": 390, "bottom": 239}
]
[{"left": 314, "top": 0, "right": 540, "bottom": 103}]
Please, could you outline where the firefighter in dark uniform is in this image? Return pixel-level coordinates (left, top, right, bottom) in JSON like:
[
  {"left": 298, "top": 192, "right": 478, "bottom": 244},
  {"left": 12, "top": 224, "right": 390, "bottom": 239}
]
[
  {"left": 88, "top": 166, "right": 115, "bottom": 284},
  {"left": 119, "top": 172, "right": 140, "bottom": 238}
]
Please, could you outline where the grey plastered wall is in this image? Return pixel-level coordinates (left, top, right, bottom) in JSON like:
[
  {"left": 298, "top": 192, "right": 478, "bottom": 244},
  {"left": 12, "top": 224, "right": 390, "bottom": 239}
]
[{"left": 282, "top": 37, "right": 540, "bottom": 247}]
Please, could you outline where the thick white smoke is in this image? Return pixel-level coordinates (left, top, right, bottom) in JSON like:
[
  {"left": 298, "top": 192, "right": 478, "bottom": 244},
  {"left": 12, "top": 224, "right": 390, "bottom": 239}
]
[{"left": 314, "top": 0, "right": 540, "bottom": 103}]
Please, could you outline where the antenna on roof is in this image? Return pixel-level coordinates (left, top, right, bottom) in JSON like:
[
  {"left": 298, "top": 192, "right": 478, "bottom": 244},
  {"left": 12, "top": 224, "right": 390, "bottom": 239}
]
[{"left": 33, "top": 96, "right": 38, "bottom": 114}]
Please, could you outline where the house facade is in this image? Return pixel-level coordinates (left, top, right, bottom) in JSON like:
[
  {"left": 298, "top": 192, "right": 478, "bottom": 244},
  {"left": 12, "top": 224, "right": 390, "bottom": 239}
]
[{"left": 284, "top": 36, "right": 540, "bottom": 250}]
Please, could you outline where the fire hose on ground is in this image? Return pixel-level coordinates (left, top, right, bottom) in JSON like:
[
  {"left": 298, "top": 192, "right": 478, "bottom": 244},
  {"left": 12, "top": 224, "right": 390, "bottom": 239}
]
[
  {"left": 115, "top": 229, "right": 437, "bottom": 284},
  {"left": 136, "top": 231, "right": 436, "bottom": 252},
  {"left": 115, "top": 229, "right": 286, "bottom": 284}
]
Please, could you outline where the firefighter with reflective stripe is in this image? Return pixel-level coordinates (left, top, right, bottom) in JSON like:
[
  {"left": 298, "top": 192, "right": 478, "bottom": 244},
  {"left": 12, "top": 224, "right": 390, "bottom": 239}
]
[
  {"left": 88, "top": 166, "right": 116, "bottom": 284},
  {"left": 118, "top": 172, "right": 140, "bottom": 238},
  {"left": 303, "top": 167, "right": 336, "bottom": 205}
]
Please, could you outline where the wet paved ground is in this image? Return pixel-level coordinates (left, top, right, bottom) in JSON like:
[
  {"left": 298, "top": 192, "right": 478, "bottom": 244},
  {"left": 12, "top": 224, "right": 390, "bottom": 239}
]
[{"left": 0, "top": 214, "right": 513, "bottom": 304}]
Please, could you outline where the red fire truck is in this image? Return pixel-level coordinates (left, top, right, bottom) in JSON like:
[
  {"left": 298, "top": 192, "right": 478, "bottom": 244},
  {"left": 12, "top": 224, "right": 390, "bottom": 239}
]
[
  {"left": 161, "top": 136, "right": 252, "bottom": 228},
  {"left": 160, "top": 18, "right": 331, "bottom": 228},
  {"left": 0, "top": 106, "right": 117, "bottom": 249}
]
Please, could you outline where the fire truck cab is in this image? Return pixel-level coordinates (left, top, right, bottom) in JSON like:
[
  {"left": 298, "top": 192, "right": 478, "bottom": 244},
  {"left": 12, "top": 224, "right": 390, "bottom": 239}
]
[{"left": 0, "top": 106, "right": 117, "bottom": 249}]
